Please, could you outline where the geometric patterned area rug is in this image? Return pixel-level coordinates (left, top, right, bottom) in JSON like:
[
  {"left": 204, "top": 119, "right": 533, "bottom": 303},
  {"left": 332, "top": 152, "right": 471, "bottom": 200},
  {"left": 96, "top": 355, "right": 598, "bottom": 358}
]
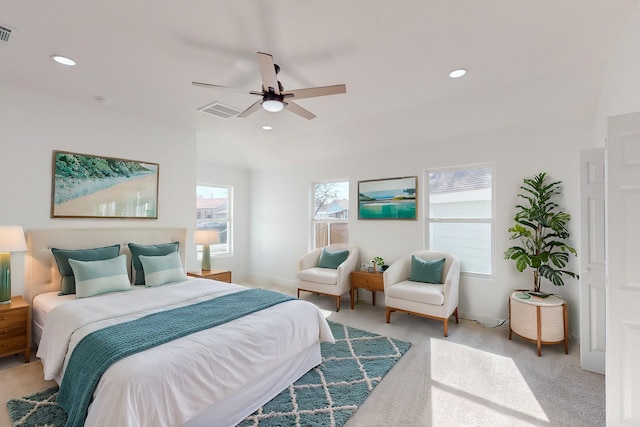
[
  {"left": 238, "top": 321, "right": 411, "bottom": 426},
  {"left": 6, "top": 321, "right": 411, "bottom": 427}
]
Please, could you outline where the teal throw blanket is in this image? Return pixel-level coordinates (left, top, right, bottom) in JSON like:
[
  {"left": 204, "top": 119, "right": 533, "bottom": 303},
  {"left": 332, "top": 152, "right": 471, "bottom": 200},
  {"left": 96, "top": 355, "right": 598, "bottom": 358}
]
[{"left": 57, "top": 288, "right": 294, "bottom": 427}]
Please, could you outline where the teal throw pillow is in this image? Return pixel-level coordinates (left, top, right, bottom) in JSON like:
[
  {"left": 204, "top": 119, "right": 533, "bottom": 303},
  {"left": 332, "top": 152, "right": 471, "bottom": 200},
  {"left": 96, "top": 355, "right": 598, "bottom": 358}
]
[
  {"left": 51, "top": 244, "right": 121, "bottom": 295},
  {"left": 409, "top": 255, "right": 446, "bottom": 284},
  {"left": 69, "top": 255, "right": 131, "bottom": 298},
  {"left": 129, "top": 242, "right": 179, "bottom": 285},
  {"left": 139, "top": 251, "right": 188, "bottom": 287},
  {"left": 317, "top": 248, "right": 349, "bottom": 269}
]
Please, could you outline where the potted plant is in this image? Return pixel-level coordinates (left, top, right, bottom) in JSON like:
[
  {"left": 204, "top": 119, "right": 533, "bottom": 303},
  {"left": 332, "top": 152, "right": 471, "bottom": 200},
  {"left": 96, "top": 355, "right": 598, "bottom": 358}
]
[{"left": 504, "top": 172, "right": 578, "bottom": 295}]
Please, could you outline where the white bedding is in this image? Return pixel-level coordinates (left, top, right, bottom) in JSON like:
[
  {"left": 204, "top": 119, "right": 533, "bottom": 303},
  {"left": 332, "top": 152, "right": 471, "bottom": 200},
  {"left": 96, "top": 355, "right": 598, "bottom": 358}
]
[{"left": 36, "top": 278, "right": 334, "bottom": 427}]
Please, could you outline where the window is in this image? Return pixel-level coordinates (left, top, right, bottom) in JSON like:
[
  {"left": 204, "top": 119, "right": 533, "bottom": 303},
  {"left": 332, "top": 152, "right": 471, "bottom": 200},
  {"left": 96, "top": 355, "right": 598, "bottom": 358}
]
[
  {"left": 426, "top": 165, "right": 494, "bottom": 276},
  {"left": 196, "top": 184, "right": 231, "bottom": 255},
  {"left": 312, "top": 181, "right": 349, "bottom": 249}
]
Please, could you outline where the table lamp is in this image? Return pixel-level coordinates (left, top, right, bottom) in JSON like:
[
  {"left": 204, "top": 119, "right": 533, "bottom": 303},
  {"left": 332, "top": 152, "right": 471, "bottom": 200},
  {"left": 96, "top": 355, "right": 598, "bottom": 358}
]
[
  {"left": 194, "top": 230, "right": 219, "bottom": 271},
  {"left": 0, "top": 226, "right": 27, "bottom": 304}
]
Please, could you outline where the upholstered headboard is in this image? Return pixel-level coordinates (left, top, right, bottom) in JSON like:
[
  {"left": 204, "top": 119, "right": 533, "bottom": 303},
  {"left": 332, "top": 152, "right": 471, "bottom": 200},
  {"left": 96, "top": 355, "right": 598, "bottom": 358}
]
[{"left": 25, "top": 228, "right": 188, "bottom": 303}]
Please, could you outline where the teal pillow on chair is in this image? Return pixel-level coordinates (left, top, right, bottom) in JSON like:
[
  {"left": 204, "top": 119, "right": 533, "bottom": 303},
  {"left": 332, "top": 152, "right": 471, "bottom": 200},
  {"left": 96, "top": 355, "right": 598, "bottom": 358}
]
[
  {"left": 69, "top": 255, "right": 131, "bottom": 298},
  {"left": 52, "top": 244, "right": 121, "bottom": 295},
  {"left": 316, "top": 248, "right": 349, "bottom": 269},
  {"left": 139, "top": 251, "right": 187, "bottom": 287},
  {"left": 129, "top": 242, "right": 179, "bottom": 285},
  {"left": 409, "top": 255, "right": 445, "bottom": 284}
]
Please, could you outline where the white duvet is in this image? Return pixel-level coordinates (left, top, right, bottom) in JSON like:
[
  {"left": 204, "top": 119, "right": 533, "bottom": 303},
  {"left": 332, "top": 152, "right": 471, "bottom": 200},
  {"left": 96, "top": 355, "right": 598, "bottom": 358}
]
[{"left": 36, "top": 279, "right": 334, "bottom": 427}]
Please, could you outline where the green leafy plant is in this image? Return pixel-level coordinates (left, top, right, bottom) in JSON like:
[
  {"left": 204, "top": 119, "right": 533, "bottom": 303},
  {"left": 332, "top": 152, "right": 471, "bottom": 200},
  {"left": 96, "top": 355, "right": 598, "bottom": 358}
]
[
  {"left": 371, "top": 256, "right": 384, "bottom": 266},
  {"left": 504, "top": 172, "right": 578, "bottom": 293}
]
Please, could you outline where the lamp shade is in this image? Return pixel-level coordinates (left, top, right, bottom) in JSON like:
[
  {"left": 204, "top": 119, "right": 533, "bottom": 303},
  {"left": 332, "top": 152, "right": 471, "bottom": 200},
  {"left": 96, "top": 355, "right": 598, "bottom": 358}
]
[
  {"left": 194, "top": 230, "right": 220, "bottom": 245},
  {"left": 0, "top": 226, "right": 27, "bottom": 253}
]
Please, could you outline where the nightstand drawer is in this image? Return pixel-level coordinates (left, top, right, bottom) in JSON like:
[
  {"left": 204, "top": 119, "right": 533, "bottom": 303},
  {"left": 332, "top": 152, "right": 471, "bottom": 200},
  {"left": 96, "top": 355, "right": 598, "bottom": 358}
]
[
  {"left": 0, "top": 308, "right": 27, "bottom": 328},
  {"left": 2, "top": 324, "right": 27, "bottom": 337},
  {"left": 0, "top": 296, "right": 31, "bottom": 362},
  {"left": 351, "top": 273, "right": 384, "bottom": 291},
  {"left": 0, "top": 334, "right": 28, "bottom": 354}
]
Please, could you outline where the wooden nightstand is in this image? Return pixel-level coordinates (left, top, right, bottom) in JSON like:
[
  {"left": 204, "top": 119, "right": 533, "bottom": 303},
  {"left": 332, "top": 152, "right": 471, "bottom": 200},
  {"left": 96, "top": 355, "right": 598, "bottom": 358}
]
[
  {"left": 0, "top": 296, "right": 30, "bottom": 363},
  {"left": 350, "top": 271, "right": 385, "bottom": 309},
  {"left": 188, "top": 269, "right": 232, "bottom": 283}
]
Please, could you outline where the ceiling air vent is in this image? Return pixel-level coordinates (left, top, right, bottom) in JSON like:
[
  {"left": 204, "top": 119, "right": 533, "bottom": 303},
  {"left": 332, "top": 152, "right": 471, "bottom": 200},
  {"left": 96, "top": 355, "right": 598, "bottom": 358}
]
[
  {"left": 0, "top": 25, "right": 12, "bottom": 43},
  {"left": 198, "top": 101, "right": 242, "bottom": 119}
]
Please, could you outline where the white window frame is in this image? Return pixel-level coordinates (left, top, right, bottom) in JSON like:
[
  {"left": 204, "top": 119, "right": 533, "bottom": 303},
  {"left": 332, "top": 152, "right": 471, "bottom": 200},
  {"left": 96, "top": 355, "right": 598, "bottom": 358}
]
[
  {"left": 310, "top": 180, "right": 349, "bottom": 250},
  {"left": 196, "top": 183, "right": 233, "bottom": 258},
  {"left": 424, "top": 163, "right": 495, "bottom": 278}
]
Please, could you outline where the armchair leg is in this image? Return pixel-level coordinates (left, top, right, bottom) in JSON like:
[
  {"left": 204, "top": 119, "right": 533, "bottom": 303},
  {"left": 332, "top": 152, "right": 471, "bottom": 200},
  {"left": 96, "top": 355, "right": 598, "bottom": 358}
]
[
  {"left": 386, "top": 307, "right": 392, "bottom": 323},
  {"left": 336, "top": 296, "right": 341, "bottom": 312},
  {"left": 454, "top": 307, "right": 459, "bottom": 324},
  {"left": 297, "top": 289, "right": 301, "bottom": 299},
  {"left": 443, "top": 318, "right": 449, "bottom": 337}
]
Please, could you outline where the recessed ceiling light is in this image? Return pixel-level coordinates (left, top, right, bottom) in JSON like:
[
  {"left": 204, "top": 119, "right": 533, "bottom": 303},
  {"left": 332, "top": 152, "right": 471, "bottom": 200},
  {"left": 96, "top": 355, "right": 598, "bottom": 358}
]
[
  {"left": 51, "top": 55, "right": 76, "bottom": 66},
  {"left": 262, "top": 125, "right": 273, "bottom": 131},
  {"left": 449, "top": 68, "right": 466, "bottom": 78}
]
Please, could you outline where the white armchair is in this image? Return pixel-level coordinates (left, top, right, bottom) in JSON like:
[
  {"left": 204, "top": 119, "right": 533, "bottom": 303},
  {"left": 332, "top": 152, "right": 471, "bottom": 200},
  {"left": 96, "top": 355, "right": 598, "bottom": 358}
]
[
  {"left": 383, "top": 250, "right": 460, "bottom": 336},
  {"left": 297, "top": 244, "right": 359, "bottom": 312}
]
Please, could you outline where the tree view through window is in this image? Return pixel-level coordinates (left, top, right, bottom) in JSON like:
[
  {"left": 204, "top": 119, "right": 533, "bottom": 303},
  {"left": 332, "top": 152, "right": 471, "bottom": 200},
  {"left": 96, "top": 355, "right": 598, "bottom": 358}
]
[{"left": 312, "top": 181, "right": 349, "bottom": 249}]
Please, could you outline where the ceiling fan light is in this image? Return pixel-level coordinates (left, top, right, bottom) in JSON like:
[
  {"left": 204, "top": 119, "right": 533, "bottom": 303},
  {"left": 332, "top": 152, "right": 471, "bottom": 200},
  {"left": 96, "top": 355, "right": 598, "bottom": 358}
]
[
  {"left": 262, "top": 100, "right": 284, "bottom": 112},
  {"left": 51, "top": 55, "right": 76, "bottom": 66},
  {"left": 449, "top": 68, "right": 466, "bottom": 78}
]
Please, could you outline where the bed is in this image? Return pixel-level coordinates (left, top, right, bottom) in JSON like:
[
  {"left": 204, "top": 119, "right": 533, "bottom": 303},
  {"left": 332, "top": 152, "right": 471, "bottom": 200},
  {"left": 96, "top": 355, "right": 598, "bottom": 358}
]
[{"left": 26, "top": 228, "right": 334, "bottom": 427}]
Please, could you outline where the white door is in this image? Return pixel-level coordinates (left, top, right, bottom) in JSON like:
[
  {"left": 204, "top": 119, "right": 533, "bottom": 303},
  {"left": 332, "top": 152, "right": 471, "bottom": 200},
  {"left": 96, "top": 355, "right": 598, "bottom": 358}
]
[
  {"left": 579, "top": 148, "right": 606, "bottom": 374},
  {"left": 607, "top": 112, "right": 640, "bottom": 425}
]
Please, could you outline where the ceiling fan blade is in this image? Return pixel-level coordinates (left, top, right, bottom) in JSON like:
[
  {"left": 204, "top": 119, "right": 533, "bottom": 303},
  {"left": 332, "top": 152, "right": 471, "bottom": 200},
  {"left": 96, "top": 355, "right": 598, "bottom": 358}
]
[
  {"left": 285, "top": 101, "right": 316, "bottom": 120},
  {"left": 282, "top": 84, "right": 346, "bottom": 100},
  {"left": 192, "top": 81, "right": 233, "bottom": 90},
  {"left": 257, "top": 52, "right": 280, "bottom": 94},
  {"left": 237, "top": 99, "right": 263, "bottom": 118}
]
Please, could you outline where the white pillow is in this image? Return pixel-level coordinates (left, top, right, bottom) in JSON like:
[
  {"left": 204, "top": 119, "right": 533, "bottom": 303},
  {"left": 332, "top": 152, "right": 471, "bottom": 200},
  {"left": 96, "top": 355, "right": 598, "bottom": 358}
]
[
  {"left": 139, "top": 251, "right": 187, "bottom": 287},
  {"left": 68, "top": 255, "right": 131, "bottom": 298}
]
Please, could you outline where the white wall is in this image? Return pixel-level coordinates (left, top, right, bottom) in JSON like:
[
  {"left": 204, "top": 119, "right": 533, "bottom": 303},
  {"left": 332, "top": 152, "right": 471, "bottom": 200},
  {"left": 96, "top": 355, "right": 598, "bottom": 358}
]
[
  {"left": 250, "top": 117, "right": 592, "bottom": 336},
  {"left": 0, "top": 83, "right": 197, "bottom": 297}
]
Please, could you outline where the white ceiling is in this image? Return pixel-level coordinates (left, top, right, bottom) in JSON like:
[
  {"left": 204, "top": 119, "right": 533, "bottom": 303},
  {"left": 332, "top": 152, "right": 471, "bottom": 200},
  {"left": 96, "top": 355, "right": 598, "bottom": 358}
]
[{"left": 0, "top": 1, "right": 637, "bottom": 170}]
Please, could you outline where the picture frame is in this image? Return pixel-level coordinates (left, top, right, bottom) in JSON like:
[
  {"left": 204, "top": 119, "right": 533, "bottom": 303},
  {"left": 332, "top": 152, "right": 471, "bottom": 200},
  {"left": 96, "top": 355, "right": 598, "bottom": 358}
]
[
  {"left": 358, "top": 176, "right": 417, "bottom": 220},
  {"left": 51, "top": 150, "right": 159, "bottom": 219}
]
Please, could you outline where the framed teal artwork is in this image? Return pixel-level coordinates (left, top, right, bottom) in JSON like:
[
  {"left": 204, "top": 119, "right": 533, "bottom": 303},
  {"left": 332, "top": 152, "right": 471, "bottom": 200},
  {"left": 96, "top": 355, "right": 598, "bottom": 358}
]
[
  {"left": 358, "top": 176, "right": 417, "bottom": 220},
  {"left": 51, "top": 150, "right": 159, "bottom": 219}
]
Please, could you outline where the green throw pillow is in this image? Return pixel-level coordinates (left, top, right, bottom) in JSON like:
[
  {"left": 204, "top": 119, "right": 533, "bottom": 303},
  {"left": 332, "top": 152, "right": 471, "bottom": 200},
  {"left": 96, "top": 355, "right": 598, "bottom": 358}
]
[
  {"left": 139, "top": 251, "right": 187, "bottom": 287},
  {"left": 129, "top": 242, "right": 179, "bottom": 285},
  {"left": 409, "top": 255, "right": 445, "bottom": 284},
  {"left": 51, "top": 244, "right": 121, "bottom": 295},
  {"left": 69, "top": 255, "right": 131, "bottom": 298},
  {"left": 317, "top": 248, "right": 349, "bottom": 269}
]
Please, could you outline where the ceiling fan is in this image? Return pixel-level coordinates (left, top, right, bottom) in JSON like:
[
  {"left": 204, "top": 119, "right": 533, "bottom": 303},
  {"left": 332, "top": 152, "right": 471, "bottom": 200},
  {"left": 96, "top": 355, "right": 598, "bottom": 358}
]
[{"left": 193, "top": 52, "right": 346, "bottom": 120}]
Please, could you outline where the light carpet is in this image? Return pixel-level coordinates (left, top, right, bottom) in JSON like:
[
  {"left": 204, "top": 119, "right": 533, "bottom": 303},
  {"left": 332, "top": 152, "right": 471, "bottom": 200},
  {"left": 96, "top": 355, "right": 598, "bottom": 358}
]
[{"left": 5, "top": 321, "right": 411, "bottom": 427}]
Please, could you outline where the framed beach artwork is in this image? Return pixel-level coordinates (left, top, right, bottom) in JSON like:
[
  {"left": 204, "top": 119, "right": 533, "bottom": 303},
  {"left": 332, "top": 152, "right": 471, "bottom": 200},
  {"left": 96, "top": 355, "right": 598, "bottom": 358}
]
[
  {"left": 51, "top": 150, "right": 159, "bottom": 219},
  {"left": 358, "top": 176, "right": 417, "bottom": 220}
]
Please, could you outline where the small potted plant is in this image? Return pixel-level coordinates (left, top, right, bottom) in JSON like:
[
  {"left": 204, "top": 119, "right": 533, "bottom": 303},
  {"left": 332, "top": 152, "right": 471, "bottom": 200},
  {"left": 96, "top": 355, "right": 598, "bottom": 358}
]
[
  {"left": 371, "top": 256, "right": 385, "bottom": 272},
  {"left": 504, "top": 172, "right": 578, "bottom": 295}
]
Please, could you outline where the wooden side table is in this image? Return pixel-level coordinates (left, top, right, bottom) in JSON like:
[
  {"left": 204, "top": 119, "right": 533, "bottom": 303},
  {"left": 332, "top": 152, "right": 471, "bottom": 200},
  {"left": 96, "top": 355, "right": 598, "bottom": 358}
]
[
  {"left": 350, "top": 271, "right": 384, "bottom": 309},
  {"left": 509, "top": 291, "right": 568, "bottom": 357},
  {"left": 188, "top": 270, "right": 232, "bottom": 283},
  {"left": 0, "top": 295, "right": 31, "bottom": 363}
]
